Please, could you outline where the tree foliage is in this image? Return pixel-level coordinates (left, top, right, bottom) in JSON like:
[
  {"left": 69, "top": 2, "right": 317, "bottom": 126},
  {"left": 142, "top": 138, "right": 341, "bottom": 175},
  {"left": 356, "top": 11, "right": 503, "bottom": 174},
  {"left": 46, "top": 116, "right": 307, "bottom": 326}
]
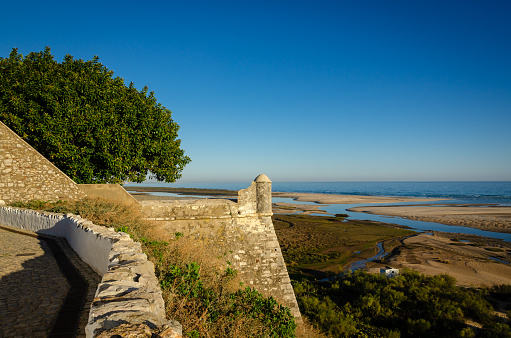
[{"left": 0, "top": 47, "right": 190, "bottom": 183}]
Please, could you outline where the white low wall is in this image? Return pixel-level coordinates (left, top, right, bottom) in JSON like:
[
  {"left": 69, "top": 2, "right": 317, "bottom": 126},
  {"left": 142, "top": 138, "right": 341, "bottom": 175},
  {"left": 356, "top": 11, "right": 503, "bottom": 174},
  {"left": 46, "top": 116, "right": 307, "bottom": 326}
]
[
  {"left": 0, "top": 206, "right": 182, "bottom": 337},
  {"left": 0, "top": 207, "right": 113, "bottom": 275}
]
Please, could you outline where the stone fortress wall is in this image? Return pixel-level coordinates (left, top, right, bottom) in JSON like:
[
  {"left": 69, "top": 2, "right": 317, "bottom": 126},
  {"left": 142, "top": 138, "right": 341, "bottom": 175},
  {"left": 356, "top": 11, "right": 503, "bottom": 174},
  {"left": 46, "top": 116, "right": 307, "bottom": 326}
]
[
  {"left": 0, "top": 121, "right": 301, "bottom": 336},
  {"left": 0, "top": 121, "right": 84, "bottom": 203},
  {"left": 140, "top": 175, "right": 301, "bottom": 318}
]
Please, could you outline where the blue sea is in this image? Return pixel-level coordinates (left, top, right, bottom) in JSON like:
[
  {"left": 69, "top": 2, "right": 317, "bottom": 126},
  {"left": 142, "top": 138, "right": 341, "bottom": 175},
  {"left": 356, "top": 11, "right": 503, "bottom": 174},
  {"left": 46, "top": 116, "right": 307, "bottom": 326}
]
[{"left": 126, "top": 181, "right": 511, "bottom": 206}]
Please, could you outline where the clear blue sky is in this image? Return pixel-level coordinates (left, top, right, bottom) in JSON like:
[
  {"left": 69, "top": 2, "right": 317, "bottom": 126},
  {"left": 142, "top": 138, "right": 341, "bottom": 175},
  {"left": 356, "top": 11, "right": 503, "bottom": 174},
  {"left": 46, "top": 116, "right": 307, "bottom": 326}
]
[{"left": 2, "top": 1, "right": 510, "bottom": 182}]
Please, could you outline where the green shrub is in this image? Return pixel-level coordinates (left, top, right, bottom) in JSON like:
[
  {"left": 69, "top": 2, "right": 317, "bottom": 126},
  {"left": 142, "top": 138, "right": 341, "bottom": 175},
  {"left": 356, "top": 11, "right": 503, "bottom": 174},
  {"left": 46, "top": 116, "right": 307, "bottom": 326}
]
[{"left": 294, "top": 270, "right": 507, "bottom": 337}]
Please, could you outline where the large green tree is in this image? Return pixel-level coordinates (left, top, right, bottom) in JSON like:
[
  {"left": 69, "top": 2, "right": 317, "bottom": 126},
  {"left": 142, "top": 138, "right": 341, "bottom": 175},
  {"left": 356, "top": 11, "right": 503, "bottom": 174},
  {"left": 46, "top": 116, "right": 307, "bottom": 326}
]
[{"left": 0, "top": 47, "right": 190, "bottom": 184}]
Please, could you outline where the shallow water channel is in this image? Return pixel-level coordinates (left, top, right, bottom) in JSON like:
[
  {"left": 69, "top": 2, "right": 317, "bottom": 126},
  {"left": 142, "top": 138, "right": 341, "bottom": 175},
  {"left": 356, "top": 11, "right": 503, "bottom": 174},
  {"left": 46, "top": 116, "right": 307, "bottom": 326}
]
[
  {"left": 135, "top": 191, "right": 511, "bottom": 271},
  {"left": 347, "top": 242, "right": 388, "bottom": 271},
  {"left": 273, "top": 197, "right": 511, "bottom": 242},
  {"left": 274, "top": 197, "right": 511, "bottom": 271},
  {"left": 136, "top": 192, "right": 511, "bottom": 242}
]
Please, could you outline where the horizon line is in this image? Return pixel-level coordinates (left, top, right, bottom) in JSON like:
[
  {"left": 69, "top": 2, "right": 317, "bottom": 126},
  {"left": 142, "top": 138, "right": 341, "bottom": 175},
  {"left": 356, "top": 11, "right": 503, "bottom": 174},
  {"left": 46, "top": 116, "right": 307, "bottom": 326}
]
[{"left": 125, "top": 180, "right": 511, "bottom": 184}]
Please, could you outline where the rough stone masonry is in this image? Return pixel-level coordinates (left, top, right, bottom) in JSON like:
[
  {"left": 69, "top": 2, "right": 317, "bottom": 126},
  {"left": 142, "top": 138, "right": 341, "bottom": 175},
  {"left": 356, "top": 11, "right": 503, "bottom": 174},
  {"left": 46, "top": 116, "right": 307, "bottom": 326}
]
[
  {"left": 0, "top": 120, "right": 301, "bottom": 323},
  {"left": 140, "top": 174, "right": 301, "bottom": 318},
  {"left": 0, "top": 121, "right": 84, "bottom": 203}
]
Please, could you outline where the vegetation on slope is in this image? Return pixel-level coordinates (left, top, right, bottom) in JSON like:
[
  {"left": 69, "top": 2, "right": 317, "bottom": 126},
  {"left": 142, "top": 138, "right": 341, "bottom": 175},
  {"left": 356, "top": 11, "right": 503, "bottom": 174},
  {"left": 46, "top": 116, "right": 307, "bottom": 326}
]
[
  {"left": 11, "top": 198, "right": 313, "bottom": 337},
  {"left": 294, "top": 270, "right": 511, "bottom": 337},
  {"left": 273, "top": 213, "right": 511, "bottom": 337}
]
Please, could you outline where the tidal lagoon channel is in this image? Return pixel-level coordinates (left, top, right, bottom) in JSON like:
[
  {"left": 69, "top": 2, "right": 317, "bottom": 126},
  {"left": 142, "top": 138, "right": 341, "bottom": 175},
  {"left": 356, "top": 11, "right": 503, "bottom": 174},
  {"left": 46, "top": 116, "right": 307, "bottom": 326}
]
[{"left": 273, "top": 196, "right": 511, "bottom": 242}]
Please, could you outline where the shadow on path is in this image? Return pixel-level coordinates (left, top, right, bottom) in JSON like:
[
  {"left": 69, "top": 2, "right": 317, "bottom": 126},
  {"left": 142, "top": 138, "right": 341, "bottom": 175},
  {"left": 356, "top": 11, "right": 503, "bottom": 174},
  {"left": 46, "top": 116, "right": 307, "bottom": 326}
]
[{"left": 0, "top": 226, "right": 96, "bottom": 337}]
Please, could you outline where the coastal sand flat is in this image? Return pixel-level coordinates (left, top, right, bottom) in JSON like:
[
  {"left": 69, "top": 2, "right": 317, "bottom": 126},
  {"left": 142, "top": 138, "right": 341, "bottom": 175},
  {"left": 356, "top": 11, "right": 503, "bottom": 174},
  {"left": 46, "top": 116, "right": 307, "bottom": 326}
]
[
  {"left": 349, "top": 205, "right": 511, "bottom": 233},
  {"left": 272, "top": 192, "right": 511, "bottom": 286},
  {"left": 272, "top": 202, "right": 329, "bottom": 215},
  {"left": 273, "top": 192, "right": 511, "bottom": 233},
  {"left": 387, "top": 234, "right": 511, "bottom": 287},
  {"left": 273, "top": 192, "right": 445, "bottom": 205},
  {"left": 130, "top": 189, "right": 511, "bottom": 287}
]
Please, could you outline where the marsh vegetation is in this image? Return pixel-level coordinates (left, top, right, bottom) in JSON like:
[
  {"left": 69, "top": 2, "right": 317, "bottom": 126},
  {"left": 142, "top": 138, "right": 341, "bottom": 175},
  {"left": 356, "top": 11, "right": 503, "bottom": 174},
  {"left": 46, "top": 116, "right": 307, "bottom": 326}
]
[
  {"left": 272, "top": 214, "right": 414, "bottom": 280},
  {"left": 273, "top": 213, "right": 511, "bottom": 337}
]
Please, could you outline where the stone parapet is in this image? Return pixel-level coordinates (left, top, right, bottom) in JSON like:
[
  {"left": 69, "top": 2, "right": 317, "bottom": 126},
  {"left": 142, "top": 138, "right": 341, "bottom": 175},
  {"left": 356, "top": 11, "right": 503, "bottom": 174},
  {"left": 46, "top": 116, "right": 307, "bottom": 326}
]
[
  {"left": 141, "top": 198, "right": 238, "bottom": 220},
  {"left": 139, "top": 175, "right": 301, "bottom": 319},
  {"left": 0, "top": 206, "right": 182, "bottom": 337}
]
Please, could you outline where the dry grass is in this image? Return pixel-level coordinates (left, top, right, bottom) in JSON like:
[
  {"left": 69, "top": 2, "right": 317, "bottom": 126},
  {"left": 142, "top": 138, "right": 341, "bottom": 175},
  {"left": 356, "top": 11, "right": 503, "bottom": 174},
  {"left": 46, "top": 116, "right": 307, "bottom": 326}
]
[
  {"left": 155, "top": 238, "right": 325, "bottom": 337},
  {"left": 294, "top": 318, "right": 330, "bottom": 338},
  {"left": 154, "top": 236, "right": 242, "bottom": 294}
]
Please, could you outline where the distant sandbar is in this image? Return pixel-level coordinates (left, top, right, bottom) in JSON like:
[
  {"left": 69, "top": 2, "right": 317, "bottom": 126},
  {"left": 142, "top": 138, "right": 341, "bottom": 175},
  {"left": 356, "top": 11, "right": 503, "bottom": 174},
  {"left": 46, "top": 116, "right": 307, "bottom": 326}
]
[
  {"left": 272, "top": 192, "right": 445, "bottom": 205},
  {"left": 349, "top": 204, "right": 511, "bottom": 234}
]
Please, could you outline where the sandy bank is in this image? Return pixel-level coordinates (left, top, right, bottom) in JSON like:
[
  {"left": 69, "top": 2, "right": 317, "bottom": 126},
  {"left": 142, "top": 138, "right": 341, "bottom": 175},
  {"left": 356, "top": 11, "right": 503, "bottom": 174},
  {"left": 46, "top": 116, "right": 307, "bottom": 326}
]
[
  {"left": 272, "top": 202, "right": 329, "bottom": 215},
  {"left": 349, "top": 204, "right": 511, "bottom": 234},
  {"left": 384, "top": 233, "right": 511, "bottom": 287},
  {"left": 272, "top": 192, "right": 445, "bottom": 205},
  {"left": 273, "top": 192, "right": 511, "bottom": 234}
]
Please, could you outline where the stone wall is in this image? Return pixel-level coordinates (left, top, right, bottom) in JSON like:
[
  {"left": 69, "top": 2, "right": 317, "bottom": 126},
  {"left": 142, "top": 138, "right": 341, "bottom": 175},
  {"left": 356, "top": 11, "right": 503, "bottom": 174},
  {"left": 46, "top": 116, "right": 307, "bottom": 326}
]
[
  {"left": 0, "top": 118, "right": 302, "bottom": 322},
  {"left": 140, "top": 175, "right": 301, "bottom": 318},
  {"left": 0, "top": 207, "right": 182, "bottom": 337},
  {"left": 0, "top": 121, "right": 85, "bottom": 203}
]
